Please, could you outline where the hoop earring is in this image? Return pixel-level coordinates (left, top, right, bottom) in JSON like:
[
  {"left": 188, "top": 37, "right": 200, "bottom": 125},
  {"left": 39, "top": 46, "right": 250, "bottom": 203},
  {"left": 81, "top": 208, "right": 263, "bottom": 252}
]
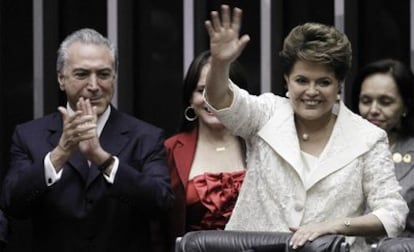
[{"left": 184, "top": 106, "right": 198, "bottom": 121}]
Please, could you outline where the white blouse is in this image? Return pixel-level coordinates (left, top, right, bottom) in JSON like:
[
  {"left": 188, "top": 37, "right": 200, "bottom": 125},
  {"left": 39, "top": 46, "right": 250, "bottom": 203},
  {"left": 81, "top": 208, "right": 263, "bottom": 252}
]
[{"left": 301, "top": 151, "right": 317, "bottom": 185}]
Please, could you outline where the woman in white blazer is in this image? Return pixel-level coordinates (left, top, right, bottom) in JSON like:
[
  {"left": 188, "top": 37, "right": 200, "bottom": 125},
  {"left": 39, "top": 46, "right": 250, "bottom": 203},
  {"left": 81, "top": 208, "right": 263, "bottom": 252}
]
[{"left": 203, "top": 5, "right": 408, "bottom": 251}]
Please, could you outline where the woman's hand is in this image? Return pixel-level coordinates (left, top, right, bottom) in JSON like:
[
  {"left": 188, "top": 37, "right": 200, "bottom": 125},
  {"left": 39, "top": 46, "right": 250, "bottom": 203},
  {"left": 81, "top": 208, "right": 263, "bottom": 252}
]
[
  {"left": 204, "top": 5, "right": 250, "bottom": 64},
  {"left": 289, "top": 221, "right": 340, "bottom": 249}
]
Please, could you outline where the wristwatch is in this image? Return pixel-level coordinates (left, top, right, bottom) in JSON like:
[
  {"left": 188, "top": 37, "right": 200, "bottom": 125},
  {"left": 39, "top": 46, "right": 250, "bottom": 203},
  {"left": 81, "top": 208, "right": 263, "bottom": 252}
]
[{"left": 98, "top": 156, "right": 115, "bottom": 171}]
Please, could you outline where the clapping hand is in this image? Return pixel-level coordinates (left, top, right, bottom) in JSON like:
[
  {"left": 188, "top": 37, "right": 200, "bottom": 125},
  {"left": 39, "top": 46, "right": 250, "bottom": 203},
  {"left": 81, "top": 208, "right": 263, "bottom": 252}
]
[
  {"left": 57, "top": 97, "right": 97, "bottom": 155},
  {"left": 52, "top": 97, "right": 108, "bottom": 171},
  {"left": 75, "top": 97, "right": 101, "bottom": 159}
]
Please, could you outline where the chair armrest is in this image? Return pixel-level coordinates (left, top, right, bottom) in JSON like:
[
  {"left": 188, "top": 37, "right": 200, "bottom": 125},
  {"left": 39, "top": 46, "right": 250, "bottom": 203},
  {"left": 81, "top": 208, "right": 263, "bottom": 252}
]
[
  {"left": 291, "top": 234, "right": 349, "bottom": 252},
  {"left": 175, "top": 230, "right": 349, "bottom": 252},
  {"left": 176, "top": 230, "right": 290, "bottom": 252},
  {"left": 373, "top": 237, "right": 414, "bottom": 252},
  {"left": 175, "top": 237, "right": 182, "bottom": 252}
]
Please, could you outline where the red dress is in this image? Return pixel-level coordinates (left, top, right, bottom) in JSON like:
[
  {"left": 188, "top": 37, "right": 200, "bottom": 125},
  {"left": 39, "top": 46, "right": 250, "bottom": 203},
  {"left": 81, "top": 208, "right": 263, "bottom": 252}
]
[{"left": 185, "top": 170, "right": 246, "bottom": 231}]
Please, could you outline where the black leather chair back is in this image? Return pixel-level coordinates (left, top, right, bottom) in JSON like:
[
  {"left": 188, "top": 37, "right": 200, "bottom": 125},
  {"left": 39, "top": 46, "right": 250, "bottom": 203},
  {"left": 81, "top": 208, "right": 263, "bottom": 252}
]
[
  {"left": 373, "top": 237, "right": 414, "bottom": 252},
  {"left": 175, "top": 230, "right": 349, "bottom": 252}
]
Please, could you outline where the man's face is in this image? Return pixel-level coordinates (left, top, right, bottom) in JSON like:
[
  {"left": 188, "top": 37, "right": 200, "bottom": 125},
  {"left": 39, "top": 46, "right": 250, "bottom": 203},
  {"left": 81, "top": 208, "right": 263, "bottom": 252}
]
[{"left": 58, "top": 41, "right": 116, "bottom": 116}]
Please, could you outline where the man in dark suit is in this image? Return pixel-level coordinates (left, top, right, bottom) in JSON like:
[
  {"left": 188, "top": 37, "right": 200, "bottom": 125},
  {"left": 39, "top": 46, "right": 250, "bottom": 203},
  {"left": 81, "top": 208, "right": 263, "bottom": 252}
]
[{"left": 0, "top": 28, "right": 174, "bottom": 252}]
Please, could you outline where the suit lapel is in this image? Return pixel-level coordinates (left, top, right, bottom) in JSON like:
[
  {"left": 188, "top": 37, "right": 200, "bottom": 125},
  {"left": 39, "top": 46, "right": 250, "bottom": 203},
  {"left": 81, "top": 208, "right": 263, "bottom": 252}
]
[
  {"left": 257, "top": 101, "right": 305, "bottom": 184},
  {"left": 47, "top": 113, "right": 89, "bottom": 182},
  {"left": 173, "top": 129, "right": 198, "bottom": 189},
  {"left": 257, "top": 102, "right": 382, "bottom": 191},
  {"left": 305, "top": 103, "right": 382, "bottom": 190}
]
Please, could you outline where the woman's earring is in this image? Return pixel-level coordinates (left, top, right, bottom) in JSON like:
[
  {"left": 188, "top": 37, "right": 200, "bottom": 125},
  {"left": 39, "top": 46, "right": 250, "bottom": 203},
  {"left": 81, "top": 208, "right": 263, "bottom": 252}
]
[
  {"left": 184, "top": 106, "right": 198, "bottom": 121},
  {"left": 337, "top": 94, "right": 341, "bottom": 101},
  {"left": 402, "top": 111, "right": 407, "bottom": 118},
  {"left": 285, "top": 92, "right": 290, "bottom": 98}
]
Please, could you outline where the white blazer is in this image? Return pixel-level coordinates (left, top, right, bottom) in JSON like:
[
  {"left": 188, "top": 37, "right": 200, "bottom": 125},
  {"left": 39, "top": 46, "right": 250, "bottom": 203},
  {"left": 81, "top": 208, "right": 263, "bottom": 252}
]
[{"left": 206, "top": 83, "right": 408, "bottom": 251}]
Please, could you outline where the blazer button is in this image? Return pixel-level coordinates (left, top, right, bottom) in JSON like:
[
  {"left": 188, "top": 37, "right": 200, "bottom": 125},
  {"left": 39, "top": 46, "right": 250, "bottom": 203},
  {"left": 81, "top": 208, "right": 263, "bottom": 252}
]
[{"left": 294, "top": 203, "right": 303, "bottom": 212}]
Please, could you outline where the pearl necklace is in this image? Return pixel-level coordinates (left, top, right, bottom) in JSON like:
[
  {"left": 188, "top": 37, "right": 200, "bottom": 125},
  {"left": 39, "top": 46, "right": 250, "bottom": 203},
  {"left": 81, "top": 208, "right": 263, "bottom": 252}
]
[{"left": 215, "top": 146, "right": 227, "bottom": 152}]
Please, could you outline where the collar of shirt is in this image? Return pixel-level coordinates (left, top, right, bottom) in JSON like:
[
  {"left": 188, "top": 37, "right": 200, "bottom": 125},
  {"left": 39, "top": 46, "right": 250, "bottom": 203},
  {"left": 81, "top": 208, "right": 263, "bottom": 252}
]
[{"left": 66, "top": 103, "right": 111, "bottom": 137}]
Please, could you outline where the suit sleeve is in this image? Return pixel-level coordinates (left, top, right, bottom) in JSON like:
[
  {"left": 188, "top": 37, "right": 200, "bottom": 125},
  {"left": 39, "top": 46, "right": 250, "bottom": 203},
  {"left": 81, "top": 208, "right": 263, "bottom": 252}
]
[
  {"left": 0, "top": 126, "right": 50, "bottom": 218},
  {"left": 108, "top": 128, "right": 175, "bottom": 213}
]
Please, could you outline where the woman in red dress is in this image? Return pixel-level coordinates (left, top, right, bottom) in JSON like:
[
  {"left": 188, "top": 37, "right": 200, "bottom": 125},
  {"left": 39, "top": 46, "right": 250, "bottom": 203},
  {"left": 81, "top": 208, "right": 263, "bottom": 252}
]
[{"left": 165, "top": 50, "right": 248, "bottom": 250}]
